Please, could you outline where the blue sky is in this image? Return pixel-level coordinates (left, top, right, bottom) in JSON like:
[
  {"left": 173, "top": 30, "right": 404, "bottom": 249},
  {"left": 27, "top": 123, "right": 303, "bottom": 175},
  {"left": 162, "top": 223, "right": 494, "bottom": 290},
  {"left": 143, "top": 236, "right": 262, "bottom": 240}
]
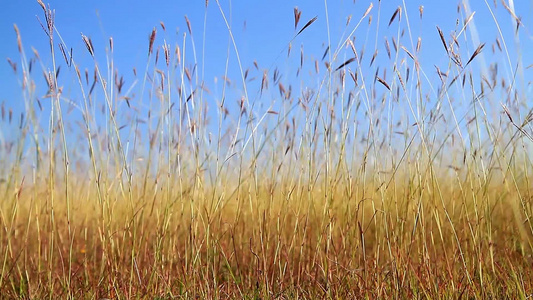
[
  {"left": 1, "top": 0, "right": 533, "bottom": 166},
  {"left": 2, "top": 1, "right": 531, "bottom": 96},
  {"left": 3, "top": 1, "right": 530, "bottom": 101}
]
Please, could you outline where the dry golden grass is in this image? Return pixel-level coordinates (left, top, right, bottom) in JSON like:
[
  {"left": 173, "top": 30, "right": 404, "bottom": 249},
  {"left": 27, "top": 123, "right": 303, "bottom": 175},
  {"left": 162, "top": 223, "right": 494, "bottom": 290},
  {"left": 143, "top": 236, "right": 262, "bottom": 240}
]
[{"left": 1, "top": 0, "right": 533, "bottom": 299}]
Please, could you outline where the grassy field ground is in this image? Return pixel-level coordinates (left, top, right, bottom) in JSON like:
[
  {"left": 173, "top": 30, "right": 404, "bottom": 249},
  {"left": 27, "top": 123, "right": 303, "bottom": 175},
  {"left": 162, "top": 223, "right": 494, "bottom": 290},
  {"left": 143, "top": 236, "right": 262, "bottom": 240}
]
[{"left": 1, "top": 1, "right": 533, "bottom": 299}]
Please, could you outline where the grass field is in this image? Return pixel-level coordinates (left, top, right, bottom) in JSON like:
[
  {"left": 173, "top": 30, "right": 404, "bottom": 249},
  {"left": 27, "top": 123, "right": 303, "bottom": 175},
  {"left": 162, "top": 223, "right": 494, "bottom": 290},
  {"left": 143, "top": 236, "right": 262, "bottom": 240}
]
[{"left": 1, "top": 1, "right": 533, "bottom": 298}]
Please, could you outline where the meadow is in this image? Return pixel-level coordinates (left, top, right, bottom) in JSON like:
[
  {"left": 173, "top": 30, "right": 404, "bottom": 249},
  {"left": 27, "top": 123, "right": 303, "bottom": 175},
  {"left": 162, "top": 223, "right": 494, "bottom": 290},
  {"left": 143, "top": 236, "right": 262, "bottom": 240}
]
[{"left": 1, "top": 0, "right": 533, "bottom": 298}]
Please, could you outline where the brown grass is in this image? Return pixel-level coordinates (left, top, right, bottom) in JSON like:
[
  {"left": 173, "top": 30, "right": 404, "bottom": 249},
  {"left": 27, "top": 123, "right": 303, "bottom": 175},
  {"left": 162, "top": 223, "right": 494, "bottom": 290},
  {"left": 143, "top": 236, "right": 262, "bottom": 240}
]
[{"left": 1, "top": 0, "right": 533, "bottom": 299}]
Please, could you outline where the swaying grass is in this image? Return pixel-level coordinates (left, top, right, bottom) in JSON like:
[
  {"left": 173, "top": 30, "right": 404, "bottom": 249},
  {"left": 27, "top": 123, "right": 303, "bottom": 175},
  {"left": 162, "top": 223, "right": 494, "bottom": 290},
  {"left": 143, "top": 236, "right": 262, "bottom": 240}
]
[{"left": 1, "top": 0, "right": 533, "bottom": 298}]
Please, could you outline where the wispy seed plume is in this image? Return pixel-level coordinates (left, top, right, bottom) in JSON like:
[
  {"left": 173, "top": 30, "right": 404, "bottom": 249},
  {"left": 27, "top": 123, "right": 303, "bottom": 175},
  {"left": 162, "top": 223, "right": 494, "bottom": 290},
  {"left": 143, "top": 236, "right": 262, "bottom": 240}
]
[
  {"left": 296, "top": 16, "right": 318, "bottom": 36},
  {"left": 294, "top": 7, "right": 302, "bottom": 29},
  {"left": 36, "top": 0, "right": 54, "bottom": 40},
  {"left": 13, "top": 25, "right": 22, "bottom": 53},
  {"left": 363, "top": 3, "right": 373, "bottom": 19},
  {"left": 58, "top": 42, "right": 70, "bottom": 66},
  {"left": 7, "top": 58, "right": 17, "bottom": 73},
  {"left": 388, "top": 6, "right": 401, "bottom": 27},
  {"left": 81, "top": 33, "right": 94, "bottom": 57},
  {"left": 148, "top": 28, "right": 157, "bottom": 56},
  {"left": 465, "top": 43, "right": 485, "bottom": 67},
  {"left": 184, "top": 16, "right": 192, "bottom": 35},
  {"left": 163, "top": 41, "right": 170, "bottom": 67},
  {"left": 436, "top": 26, "right": 448, "bottom": 54},
  {"left": 36, "top": 0, "right": 45, "bottom": 10},
  {"left": 336, "top": 57, "right": 356, "bottom": 71},
  {"left": 261, "top": 70, "right": 268, "bottom": 94},
  {"left": 376, "top": 76, "right": 391, "bottom": 91}
]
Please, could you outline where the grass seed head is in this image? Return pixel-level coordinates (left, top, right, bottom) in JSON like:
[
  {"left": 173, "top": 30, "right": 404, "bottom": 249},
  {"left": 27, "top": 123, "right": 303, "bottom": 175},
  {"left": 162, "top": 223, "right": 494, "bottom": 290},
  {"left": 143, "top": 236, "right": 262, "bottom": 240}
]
[
  {"left": 148, "top": 27, "right": 157, "bottom": 56},
  {"left": 81, "top": 33, "right": 94, "bottom": 57}
]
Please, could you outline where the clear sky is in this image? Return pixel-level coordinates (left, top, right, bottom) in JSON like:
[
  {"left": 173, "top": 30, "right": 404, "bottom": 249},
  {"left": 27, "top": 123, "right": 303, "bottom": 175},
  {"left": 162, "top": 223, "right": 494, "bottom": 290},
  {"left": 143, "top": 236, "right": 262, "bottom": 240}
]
[
  {"left": 3, "top": 1, "right": 531, "bottom": 97},
  {"left": 1, "top": 0, "right": 533, "bottom": 162}
]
